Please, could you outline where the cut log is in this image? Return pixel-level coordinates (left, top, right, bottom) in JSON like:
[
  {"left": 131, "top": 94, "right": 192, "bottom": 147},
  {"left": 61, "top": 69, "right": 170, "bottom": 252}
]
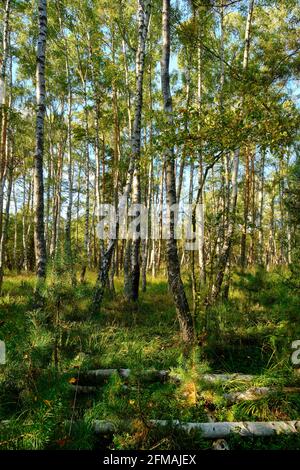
[
  {"left": 69, "top": 384, "right": 133, "bottom": 394},
  {"left": 92, "top": 419, "right": 300, "bottom": 438},
  {"left": 69, "top": 384, "right": 98, "bottom": 394},
  {"left": 81, "top": 369, "right": 254, "bottom": 384},
  {"left": 212, "top": 439, "right": 230, "bottom": 450},
  {"left": 201, "top": 373, "right": 254, "bottom": 383},
  {"left": 224, "top": 387, "right": 300, "bottom": 404},
  {"left": 206, "top": 407, "right": 230, "bottom": 450},
  {"left": 70, "top": 382, "right": 300, "bottom": 401}
]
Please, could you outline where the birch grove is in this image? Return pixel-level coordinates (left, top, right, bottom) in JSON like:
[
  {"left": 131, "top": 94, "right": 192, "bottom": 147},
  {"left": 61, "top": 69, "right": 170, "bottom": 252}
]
[{"left": 0, "top": 0, "right": 298, "bottom": 341}]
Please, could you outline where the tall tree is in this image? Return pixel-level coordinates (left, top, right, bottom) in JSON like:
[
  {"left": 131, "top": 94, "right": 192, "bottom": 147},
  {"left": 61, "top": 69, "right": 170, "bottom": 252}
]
[
  {"left": 0, "top": 0, "right": 11, "bottom": 293},
  {"left": 93, "top": 0, "right": 151, "bottom": 308},
  {"left": 128, "top": 0, "right": 151, "bottom": 301},
  {"left": 208, "top": 0, "right": 255, "bottom": 304},
  {"left": 34, "top": 0, "right": 47, "bottom": 281},
  {"left": 161, "top": 0, "right": 194, "bottom": 344}
]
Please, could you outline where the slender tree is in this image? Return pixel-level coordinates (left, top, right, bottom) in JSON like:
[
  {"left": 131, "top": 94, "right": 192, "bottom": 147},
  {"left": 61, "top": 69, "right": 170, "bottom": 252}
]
[
  {"left": 33, "top": 0, "right": 47, "bottom": 281},
  {"left": 161, "top": 0, "right": 194, "bottom": 344}
]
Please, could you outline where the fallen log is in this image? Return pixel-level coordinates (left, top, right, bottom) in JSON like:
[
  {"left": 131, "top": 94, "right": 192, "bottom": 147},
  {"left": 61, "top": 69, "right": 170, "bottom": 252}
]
[
  {"left": 80, "top": 369, "right": 254, "bottom": 384},
  {"left": 224, "top": 387, "right": 300, "bottom": 404},
  {"left": 2, "top": 418, "right": 299, "bottom": 440},
  {"left": 69, "top": 384, "right": 98, "bottom": 394},
  {"left": 92, "top": 419, "right": 300, "bottom": 438},
  {"left": 201, "top": 373, "right": 254, "bottom": 383},
  {"left": 69, "top": 384, "right": 133, "bottom": 394},
  {"left": 206, "top": 407, "right": 230, "bottom": 450},
  {"left": 70, "top": 383, "right": 300, "bottom": 402}
]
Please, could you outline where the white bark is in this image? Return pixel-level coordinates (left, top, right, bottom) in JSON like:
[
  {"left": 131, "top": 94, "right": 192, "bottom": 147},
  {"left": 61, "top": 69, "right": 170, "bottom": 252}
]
[
  {"left": 0, "top": 0, "right": 11, "bottom": 290},
  {"left": 0, "top": 0, "right": 10, "bottom": 106},
  {"left": 224, "top": 387, "right": 300, "bottom": 405},
  {"left": 129, "top": 0, "right": 151, "bottom": 301},
  {"left": 209, "top": 0, "right": 255, "bottom": 303},
  {"left": 82, "top": 368, "right": 254, "bottom": 384},
  {"left": 161, "top": 0, "right": 194, "bottom": 343},
  {"left": 34, "top": 0, "right": 47, "bottom": 280},
  {"left": 94, "top": 0, "right": 151, "bottom": 308},
  {"left": 92, "top": 419, "right": 300, "bottom": 438}
]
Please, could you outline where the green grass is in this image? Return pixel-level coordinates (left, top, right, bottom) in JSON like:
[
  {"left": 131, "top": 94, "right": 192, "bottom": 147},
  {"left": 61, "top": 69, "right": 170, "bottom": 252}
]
[{"left": 0, "top": 266, "right": 299, "bottom": 449}]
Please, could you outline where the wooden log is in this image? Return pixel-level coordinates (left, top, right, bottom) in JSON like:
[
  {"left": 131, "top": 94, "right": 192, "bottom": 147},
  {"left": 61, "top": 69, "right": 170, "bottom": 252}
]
[
  {"left": 202, "top": 373, "right": 254, "bottom": 383},
  {"left": 206, "top": 407, "right": 230, "bottom": 450},
  {"left": 81, "top": 369, "right": 254, "bottom": 384},
  {"left": 224, "top": 387, "right": 300, "bottom": 404},
  {"left": 69, "top": 384, "right": 98, "bottom": 394},
  {"left": 212, "top": 439, "right": 230, "bottom": 450},
  {"left": 69, "top": 384, "right": 133, "bottom": 394},
  {"left": 70, "top": 383, "right": 300, "bottom": 401},
  {"left": 92, "top": 419, "right": 300, "bottom": 438}
]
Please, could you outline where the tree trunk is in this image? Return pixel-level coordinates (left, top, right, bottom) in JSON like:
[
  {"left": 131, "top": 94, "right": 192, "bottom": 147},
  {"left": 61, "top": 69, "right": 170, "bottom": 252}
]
[
  {"left": 161, "top": 0, "right": 194, "bottom": 344},
  {"left": 258, "top": 148, "right": 265, "bottom": 264},
  {"left": 0, "top": 157, "right": 12, "bottom": 292},
  {"left": 208, "top": 0, "right": 255, "bottom": 303},
  {"left": 128, "top": 0, "right": 151, "bottom": 301},
  {"left": 196, "top": 18, "right": 206, "bottom": 284},
  {"left": 80, "top": 80, "right": 90, "bottom": 283},
  {"left": 241, "top": 148, "right": 250, "bottom": 269},
  {"left": 34, "top": 0, "right": 47, "bottom": 282},
  {"left": 209, "top": 151, "right": 239, "bottom": 304},
  {"left": 93, "top": 0, "right": 151, "bottom": 309},
  {"left": 0, "top": 0, "right": 11, "bottom": 292},
  {"left": 93, "top": 419, "right": 300, "bottom": 439}
]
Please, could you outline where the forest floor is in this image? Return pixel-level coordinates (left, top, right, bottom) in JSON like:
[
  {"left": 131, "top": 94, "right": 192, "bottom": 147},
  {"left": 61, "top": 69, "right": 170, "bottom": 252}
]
[{"left": 0, "top": 267, "right": 300, "bottom": 450}]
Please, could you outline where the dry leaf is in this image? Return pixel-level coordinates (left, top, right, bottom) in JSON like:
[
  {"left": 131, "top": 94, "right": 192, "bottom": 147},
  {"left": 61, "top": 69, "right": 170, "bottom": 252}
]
[{"left": 68, "top": 377, "right": 77, "bottom": 384}]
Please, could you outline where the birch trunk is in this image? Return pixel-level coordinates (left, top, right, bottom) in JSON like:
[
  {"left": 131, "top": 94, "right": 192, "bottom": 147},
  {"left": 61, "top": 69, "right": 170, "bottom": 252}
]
[
  {"left": 34, "top": 0, "right": 47, "bottom": 281},
  {"left": 157, "top": 162, "right": 165, "bottom": 270},
  {"left": 0, "top": 0, "right": 11, "bottom": 292},
  {"left": 80, "top": 80, "right": 90, "bottom": 283},
  {"left": 209, "top": 151, "right": 239, "bottom": 303},
  {"left": 258, "top": 148, "right": 265, "bottom": 264},
  {"left": 57, "top": 9, "right": 74, "bottom": 271},
  {"left": 208, "top": 0, "right": 255, "bottom": 303},
  {"left": 176, "top": 65, "right": 190, "bottom": 202},
  {"left": 197, "top": 19, "right": 206, "bottom": 284},
  {"left": 241, "top": 148, "right": 250, "bottom": 269},
  {"left": 0, "top": 155, "right": 12, "bottom": 292},
  {"left": 93, "top": 419, "right": 300, "bottom": 439},
  {"left": 161, "top": 0, "right": 194, "bottom": 344},
  {"left": 128, "top": 0, "right": 151, "bottom": 301},
  {"left": 93, "top": 1, "right": 151, "bottom": 309}
]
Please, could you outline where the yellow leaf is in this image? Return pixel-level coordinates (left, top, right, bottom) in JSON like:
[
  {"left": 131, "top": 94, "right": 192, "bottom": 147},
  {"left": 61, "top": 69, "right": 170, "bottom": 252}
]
[
  {"left": 68, "top": 377, "right": 77, "bottom": 384},
  {"left": 43, "top": 400, "right": 51, "bottom": 407}
]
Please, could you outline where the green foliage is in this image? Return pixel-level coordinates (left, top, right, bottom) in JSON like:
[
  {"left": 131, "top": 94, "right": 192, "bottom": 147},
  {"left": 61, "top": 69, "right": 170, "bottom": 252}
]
[{"left": 1, "top": 268, "right": 300, "bottom": 449}]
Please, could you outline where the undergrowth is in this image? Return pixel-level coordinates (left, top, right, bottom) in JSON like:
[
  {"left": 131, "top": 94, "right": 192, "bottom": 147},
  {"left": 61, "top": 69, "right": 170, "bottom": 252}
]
[{"left": 0, "top": 265, "right": 299, "bottom": 449}]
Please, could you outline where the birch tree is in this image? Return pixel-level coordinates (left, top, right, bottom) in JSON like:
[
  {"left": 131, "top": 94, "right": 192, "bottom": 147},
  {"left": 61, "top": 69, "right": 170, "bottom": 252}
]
[
  {"left": 0, "top": 0, "right": 11, "bottom": 293},
  {"left": 208, "top": 0, "right": 255, "bottom": 304},
  {"left": 33, "top": 0, "right": 47, "bottom": 282},
  {"left": 93, "top": 0, "right": 151, "bottom": 308},
  {"left": 161, "top": 0, "right": 194, "bottom": 344}
]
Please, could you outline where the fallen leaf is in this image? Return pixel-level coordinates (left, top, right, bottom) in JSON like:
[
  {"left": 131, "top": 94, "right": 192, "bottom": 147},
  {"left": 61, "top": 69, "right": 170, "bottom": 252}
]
[{"left": 68, "top": 377, "right": 77, "bottom": 384}]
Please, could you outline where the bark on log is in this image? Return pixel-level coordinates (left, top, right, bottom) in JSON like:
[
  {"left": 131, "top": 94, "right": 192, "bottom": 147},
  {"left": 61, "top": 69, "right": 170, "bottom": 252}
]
[
  {"left": 92, "top": 419, "right": 300, "bottom": 438},
  {"left": 81, "top": 368, "right": 254, "bottom": 384},
  {"left": 69, "top": 384, "right": 97, "bottom": 394},
  {"left": 224, "top": 387, "right": 300, "bottom": 405},
  {"left": 70, "top": 380, "right": 300, "bottom": 403}
]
